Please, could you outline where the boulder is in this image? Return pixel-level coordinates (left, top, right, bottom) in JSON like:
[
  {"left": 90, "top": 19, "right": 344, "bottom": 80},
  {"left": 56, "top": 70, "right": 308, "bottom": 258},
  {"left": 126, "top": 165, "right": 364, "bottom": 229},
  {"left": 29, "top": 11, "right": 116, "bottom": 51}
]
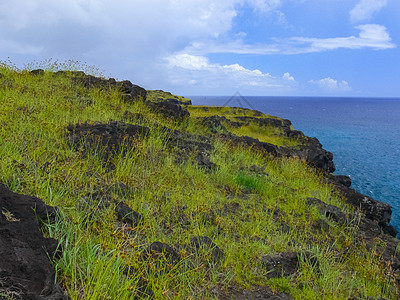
[
  {"left": 261, "top": 252, "right": 317, "bottom": 279},
  {"left": 0, "top": 184, "right": 69, "bottom": 299},
  {"left": 116, "top": 202, "right": 144, "bottom": 227}
]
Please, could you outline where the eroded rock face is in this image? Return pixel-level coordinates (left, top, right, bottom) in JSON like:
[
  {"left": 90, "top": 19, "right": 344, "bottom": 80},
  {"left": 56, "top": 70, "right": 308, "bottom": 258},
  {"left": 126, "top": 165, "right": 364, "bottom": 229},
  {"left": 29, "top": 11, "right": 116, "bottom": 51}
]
[
  {"left": 328, "top": 178, "right": 395, "bottom": 234},
  {"left": 0, "top": 184, "right": 68, "bottom": 299},
  {"left": 279, "top": 137, "right": 335, "bottom": 174},
  {"left": 219, "top": 130, "right": 335, "bottom": 174}
]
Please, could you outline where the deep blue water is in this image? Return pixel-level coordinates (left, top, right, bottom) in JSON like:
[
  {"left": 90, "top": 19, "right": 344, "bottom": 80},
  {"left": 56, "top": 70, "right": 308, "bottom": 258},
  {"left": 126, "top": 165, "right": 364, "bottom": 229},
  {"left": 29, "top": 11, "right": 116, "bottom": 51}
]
[{"left": 190, "top": 96, "right": 400, "bottom": 231}]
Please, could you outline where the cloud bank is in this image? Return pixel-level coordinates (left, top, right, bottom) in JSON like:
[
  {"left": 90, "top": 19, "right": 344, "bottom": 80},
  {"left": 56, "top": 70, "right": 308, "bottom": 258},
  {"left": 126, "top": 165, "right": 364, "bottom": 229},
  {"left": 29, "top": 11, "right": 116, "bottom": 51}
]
[
  {"left": 0, "top": 0, "right": 396, "bottom": 95},
  {"left": 165, "top": 54, "right": 297, "bottom": 94}
]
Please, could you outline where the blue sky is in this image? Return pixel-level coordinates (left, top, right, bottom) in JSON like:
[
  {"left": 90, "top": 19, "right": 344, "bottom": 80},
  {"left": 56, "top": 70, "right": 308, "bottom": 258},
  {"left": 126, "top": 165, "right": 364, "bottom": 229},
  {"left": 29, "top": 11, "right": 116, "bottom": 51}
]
[{"left": 0, "top": 0, "right": 399, "bottom": 96}]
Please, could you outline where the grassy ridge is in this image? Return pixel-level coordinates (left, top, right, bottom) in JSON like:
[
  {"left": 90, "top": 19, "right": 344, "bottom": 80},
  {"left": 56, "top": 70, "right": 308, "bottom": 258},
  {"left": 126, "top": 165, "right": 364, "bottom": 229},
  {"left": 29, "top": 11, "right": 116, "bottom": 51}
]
[{"left": 0, "top": 62, "right": 398, "bottom": 299}]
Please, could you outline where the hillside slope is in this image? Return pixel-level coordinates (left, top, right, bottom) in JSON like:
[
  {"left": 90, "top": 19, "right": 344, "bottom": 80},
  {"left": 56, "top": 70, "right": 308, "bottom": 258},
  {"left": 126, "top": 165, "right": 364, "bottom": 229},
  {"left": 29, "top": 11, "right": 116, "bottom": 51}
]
[{"left": 0, "top": 64, "right": 399, "bottom": 299}]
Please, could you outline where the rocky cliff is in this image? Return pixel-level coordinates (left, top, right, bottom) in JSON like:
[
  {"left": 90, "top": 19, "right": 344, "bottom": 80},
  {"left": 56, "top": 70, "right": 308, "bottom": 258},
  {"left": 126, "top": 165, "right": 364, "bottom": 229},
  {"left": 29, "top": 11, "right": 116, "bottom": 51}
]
[{"left": 1, "top": 68, "right": 399, "bottom": 299}]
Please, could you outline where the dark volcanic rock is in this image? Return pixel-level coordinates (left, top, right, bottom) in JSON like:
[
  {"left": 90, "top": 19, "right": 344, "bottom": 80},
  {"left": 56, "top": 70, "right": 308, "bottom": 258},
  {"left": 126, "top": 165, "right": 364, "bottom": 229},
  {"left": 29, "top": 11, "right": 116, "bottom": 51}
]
[
  {"left": 116, "top": 202, "right": 143, "bottom": 226},
  {"left": 219, "top": 115, "right": 335, "bottom": 172},
  {"left": 220, "top": 133, "right": 280, "bottom": 157},
  {"left": 234, "top": 116, "right": 292, "bottom": 132},
  {"left": 142, "top": 241, "right": 181, "bottom": 265},
  {"left": 164, "top": 129, "right": 216, "bottom": 170},
  {"left": 357, "top": 218, "right": 382, "bottom": 240},
  {"left": 336, "top": 185, "right": 392, "bottom": 228},
  {"left": 220, "top": 130, "right": 335, "bottom": 173},
  {"left": 261, "top": 252, "right": 316, "bottom": 279},
  {"left": 53, "top": 71, "right": 147, "bottom": 102},
  {"left": 200, "top": 115, "right": 229, "bottom": 133},
  {"left": 327, "top": 170, "right": 396, "bottom": 236},
  {"left": 117, "top": 80, "right": 147, "bottom": 103},
  {"left": 279, "top": 137, "right": 335, "bottom": 174},
  {"left": 67, "top": 121, "right": 149, "bottom": 159},
  {"left": 307, "top": 197, "right": 347, "bottom": 224},
  {"left": 0, "top": 184, "right": 68, "bottom": 299},
  {"left": 145, "top": 101, "right": 190, "bottom": 122},
  {"left": 382, "top": 225, "right": 398, "bottom": 237},
  {"left": 329, "top": 174, "right": 352, "bottom": 187},
  {"left": 30, "top": 69, "right": 45, "bottom": 76}
]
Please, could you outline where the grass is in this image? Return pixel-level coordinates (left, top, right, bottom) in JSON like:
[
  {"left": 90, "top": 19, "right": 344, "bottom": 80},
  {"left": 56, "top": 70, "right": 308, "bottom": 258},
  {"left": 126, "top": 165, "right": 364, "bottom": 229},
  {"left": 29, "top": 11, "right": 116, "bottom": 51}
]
[
  {"left": 147, "top": 90, "right": 192, "bottom": 105},
  {"left": 0, "top": 61, "right": 398, "bottom": 299},
  {"left": 186, "top": 105, "right": 302, "bottom": 147}
]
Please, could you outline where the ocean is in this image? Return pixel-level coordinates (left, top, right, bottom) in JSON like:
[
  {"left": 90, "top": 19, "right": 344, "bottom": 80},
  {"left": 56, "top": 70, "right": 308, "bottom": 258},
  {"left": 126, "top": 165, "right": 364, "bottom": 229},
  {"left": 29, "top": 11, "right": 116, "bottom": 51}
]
[{"left": 189, "top": 96, "right": 400, "bottom": 232}]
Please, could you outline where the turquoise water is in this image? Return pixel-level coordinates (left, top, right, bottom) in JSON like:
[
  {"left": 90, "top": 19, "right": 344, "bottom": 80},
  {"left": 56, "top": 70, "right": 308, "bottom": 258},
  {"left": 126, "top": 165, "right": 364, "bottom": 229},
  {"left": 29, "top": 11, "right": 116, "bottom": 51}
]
[{"left": 190, "top": 96, "right": 400, "bottom": 230}]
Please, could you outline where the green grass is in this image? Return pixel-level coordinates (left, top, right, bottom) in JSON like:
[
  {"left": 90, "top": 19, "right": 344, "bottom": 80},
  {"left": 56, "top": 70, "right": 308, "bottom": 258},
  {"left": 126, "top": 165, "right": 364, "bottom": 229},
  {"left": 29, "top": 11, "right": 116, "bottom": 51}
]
[
  {"left": 0, "top": 61, "right": 398, "bottom": 299},
  {"left": 186, "top": 105, "right": 302, "bottom": 147},
  {"left": 147, "top": 90, "right": 192, "bottom": 105}
]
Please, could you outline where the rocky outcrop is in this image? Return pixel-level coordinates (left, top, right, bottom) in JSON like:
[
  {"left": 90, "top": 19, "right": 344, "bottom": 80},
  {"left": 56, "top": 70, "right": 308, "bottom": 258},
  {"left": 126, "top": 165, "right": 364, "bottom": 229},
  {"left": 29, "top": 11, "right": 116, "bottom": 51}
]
[
  {"left": 145, "top": 101, "right": 190, "bottom": 122},
  {"left": 279, "top": 137, "right": 335, "bottom": 174},
  {"left": 31, "top": 69, "right": 147, "bottom": 103},
  {"left": 219, "top": 131, "right": 335, "bottom": 173},
  {"left": 67, "top": 121, "right": 149, "bottom": 160},
  {"left": 0, "top": 184, "right": 68, "bottom": 299},
  {"left": 163, "top": 128, "right": 216, "bottom": 170},
  {"left": 219, "top": 132, "right": 280, "bottom": 157},
  {"left": 328, "top": 176, "right": 396, "bottom": 236},
  {"left": 198, "top": 114, "right": 336, "bottom": 173}
]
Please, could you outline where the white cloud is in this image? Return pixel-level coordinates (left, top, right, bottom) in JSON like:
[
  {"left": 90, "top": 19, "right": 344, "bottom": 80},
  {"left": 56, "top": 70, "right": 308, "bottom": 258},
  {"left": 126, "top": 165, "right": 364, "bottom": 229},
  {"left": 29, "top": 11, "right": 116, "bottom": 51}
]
[
  {"left": 183, "top": 24, "right": 395, "bottom": 56},
  {"left": 290, "top": 24, "right": 395, "bottom": 52},
  {"left": 309, "top": 77, "right": 352, "bottom": 92},
  {"left": 247, "top": 0, "right": 281, "bottom": 13},
  {"left": 165, "top": 53, "right": 296, "bottom": 94},
  {"left": 350, "top": 0, "right": 387, "bottom": 23},
  {"left": 0, "top": 0, "right": 395, "bottom": 95},
  {"left": 0, "top": 0, "right": 241, "bottom": 58}
]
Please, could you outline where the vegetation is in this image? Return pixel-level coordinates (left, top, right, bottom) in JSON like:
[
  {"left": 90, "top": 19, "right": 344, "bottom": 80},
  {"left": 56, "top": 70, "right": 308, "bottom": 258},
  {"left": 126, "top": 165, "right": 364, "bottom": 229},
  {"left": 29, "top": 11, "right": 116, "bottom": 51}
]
[
  {"left": 147, "top": 90, "right": 192, "bottom": 105},
  {"left": 187, "top": 105, "right": 302, "bottom": 147},
  {"left": 0, "top": 61, "right": 398, "bottom": 299}
]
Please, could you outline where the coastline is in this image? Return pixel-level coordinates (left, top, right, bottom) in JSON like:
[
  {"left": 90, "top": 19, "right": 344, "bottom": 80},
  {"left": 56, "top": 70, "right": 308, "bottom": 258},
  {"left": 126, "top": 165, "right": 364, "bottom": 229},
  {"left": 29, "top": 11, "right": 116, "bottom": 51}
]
[{"left": 1, "top": 68, "right": 399, "bottom": 299}]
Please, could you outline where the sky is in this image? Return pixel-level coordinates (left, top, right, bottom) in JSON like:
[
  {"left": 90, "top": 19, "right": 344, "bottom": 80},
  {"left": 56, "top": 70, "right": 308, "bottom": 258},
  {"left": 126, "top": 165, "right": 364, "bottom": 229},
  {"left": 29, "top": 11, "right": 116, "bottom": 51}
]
[{"left": 0, "top": 0, "right": 399, "bottom": 97}]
